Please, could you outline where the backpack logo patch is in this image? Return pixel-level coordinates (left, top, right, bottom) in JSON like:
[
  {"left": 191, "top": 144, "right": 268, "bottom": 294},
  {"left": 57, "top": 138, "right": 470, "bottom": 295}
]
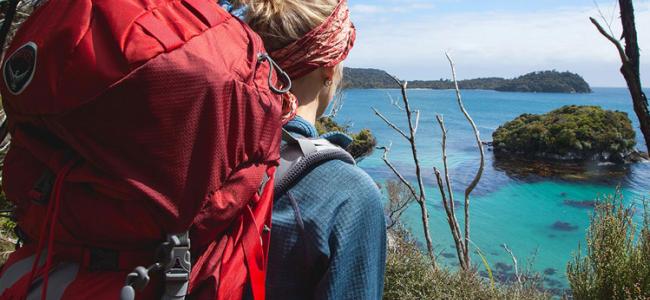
[{"left": 4, "top": 42, "right": 37, "bottom": 95}]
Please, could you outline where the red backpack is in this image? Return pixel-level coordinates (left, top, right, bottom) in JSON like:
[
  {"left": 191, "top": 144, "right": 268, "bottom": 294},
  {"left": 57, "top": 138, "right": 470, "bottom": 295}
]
[{"left": 0, "top": 0, "right": 286, "bottom": 299}]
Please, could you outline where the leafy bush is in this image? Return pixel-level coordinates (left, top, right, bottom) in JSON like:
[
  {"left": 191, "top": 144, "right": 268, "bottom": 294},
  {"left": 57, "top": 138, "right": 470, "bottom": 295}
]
[
  {"left": 385, "top": 227, "right": 550, "bottom": 300},
  {"left": 493, "top": 105, "right": 636, "bottom": 162},
  {"left": 567, "top": 192, "right": 650, "bottom": 299},
  {"left": 316, "top": 116, "right": 376, "bottom": 160}
]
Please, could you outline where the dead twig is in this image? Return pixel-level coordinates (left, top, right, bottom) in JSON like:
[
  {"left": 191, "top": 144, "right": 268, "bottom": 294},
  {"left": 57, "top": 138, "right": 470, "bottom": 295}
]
[
  {"left": 434, "top": 115, "right": 469, "bottom": 270},
  {"left": 385, "top": 180, "right": 415, "bottom": 230},
  {"left": 376, "top": 72, "right": 437, "bottom": 270},
  {"left": 590, "top": 1, "right": 650, "bottom": 153},
  {"left": 377, "top": 144, "right": 418, "bottom": 201},
  {"left": 446, "top": 52, "right": 485, "bottom": 266},
  {"left": 413, "top": 110, "right": 421, "bottom": 136},
  {"left": 502, "top": 244, "right": 522, "bottom": 285},
  {"left": 373, "top": 108, "right": 409, "bottom": 140},
  {"left": 387, "top": 92, "right": 405, "bottom": 111},
  {"left": 434, "top": 166, "right": 467, "bottom": 270},
  {"left": 590, "top": 17, "right": 628, "bottom": 63}
]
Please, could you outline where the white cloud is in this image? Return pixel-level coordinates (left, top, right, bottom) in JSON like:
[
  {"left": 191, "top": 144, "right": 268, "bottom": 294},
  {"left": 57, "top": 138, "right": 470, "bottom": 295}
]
[
  {"left": 351, "top": 1, "right": 435, "bottom": 15},
  {"left": 350, "top": 4, "right": 382, "bottom": 14},
  {"left": 346, "top": 2, "right": 650, "bottom": 87}
]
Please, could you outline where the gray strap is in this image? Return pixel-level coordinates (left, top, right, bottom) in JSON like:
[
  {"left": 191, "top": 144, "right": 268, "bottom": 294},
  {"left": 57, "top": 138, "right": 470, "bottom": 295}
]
[
  {"left": 0, "top": 251, "right": 47, "bottom": 295},
  {"left": 27, "top": 262, "right": 79, "bottom": 300},
  {"left": 275, "top": 133, "right": 355, "bottom": 197}
]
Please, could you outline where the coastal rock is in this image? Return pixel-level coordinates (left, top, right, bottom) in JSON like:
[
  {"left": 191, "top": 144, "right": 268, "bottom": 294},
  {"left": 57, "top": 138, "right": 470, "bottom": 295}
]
[
  {"left": 544, "top": 268, "right": 557, "bottom": 276},
  {"left": 551, "top": 221, "right": 579, "bottom": 232},
  {"left": 626, "top": 150, "right": 650, "bottom": 163},
  {"left": 492, "top": 156, "right": 632, "bottom": 183},
  {"left": 493, "top": 105, "right": 638, "bottom": 166},
  {"left": 434, "top": 200, "right": 463, "bottom": 210},
  {"left": 495, "top": 262, "right": 513, "bottom": 272},
  {"left": 563, "top": 199, "right": 597, "bottom": 209}
]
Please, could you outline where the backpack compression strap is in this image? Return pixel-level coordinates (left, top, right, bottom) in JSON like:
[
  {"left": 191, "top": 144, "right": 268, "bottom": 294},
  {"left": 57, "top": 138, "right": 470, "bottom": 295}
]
[
  {"left": 0, "top": 0, "right": 20, "bottom": 146},
  {"left": 274, "top": 129, "right": 355, "bottom": 197}
]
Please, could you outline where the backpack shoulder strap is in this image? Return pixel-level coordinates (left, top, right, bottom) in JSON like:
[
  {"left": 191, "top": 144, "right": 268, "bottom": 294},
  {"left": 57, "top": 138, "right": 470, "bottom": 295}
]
[{"left": 275, "top": 129, "right": 355, "bottom": 197}]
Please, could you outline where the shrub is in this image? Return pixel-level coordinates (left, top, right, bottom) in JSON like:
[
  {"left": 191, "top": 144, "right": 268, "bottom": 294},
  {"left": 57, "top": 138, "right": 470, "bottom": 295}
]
[
  {"left": 0, "top": 191, "right": 15, "bottom": 264},
  {"left": 567, "top": 192, "right": 650, "bottom": 299},
  {"left": 493, "top": 105, "right": 636, "bottom": 162},
  {"left": 316, "top": 116, "right": 376, "bottom": 160},
  {"left": 385, "top": 227, "right": 550, "bottom": 300}
]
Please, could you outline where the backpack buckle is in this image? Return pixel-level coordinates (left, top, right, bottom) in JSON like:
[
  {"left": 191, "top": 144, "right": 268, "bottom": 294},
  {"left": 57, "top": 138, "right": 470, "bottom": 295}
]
[
  {"left": 120, "top": 232, "right": 191, "bottom": 300},
  {"left": 161, "top": 232, "right": 191, "bottom": 300}
]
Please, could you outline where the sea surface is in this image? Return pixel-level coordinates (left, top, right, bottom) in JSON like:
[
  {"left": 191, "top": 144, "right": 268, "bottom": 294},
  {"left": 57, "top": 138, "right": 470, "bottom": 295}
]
[{"left": 333, "top": 87, "right": 650, "bottom": 293}]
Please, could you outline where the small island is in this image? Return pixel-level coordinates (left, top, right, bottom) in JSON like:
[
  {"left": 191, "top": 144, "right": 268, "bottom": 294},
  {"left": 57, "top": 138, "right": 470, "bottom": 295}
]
[
  {"left": 343, "top": 68, "right": 592, "bottom": 93},
  {"left": 492, "top": 105, "right": 640, "bottom": 164}
]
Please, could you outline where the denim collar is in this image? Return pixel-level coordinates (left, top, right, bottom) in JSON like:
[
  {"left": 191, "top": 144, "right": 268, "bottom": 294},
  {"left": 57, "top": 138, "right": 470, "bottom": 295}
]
[{"left": 284, "top": 116, "right": 353, "bottom": 149}]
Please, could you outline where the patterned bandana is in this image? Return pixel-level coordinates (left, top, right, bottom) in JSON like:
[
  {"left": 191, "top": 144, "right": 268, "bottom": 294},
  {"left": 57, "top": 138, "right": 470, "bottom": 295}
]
[{"left": 270, "top": 0, "right": 356, "bottom": 80}]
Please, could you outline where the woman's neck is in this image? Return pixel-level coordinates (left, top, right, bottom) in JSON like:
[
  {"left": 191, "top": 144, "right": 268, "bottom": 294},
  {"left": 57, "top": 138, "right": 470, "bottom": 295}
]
[
  {"left": 295, "top": 102, "right": 319, "bottom": 125},
  {"left": 291, "top": 85, "right": 322, "bottom": 125}
]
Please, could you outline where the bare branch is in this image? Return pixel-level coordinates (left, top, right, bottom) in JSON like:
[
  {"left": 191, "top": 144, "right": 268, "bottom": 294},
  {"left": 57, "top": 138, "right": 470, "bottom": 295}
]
[
  {"left": 377, "top": 73, "right": 436, "bottom": 270},
  {"left": 413, "top": 110, "right": 421, "bottom": 135},
  {"left": 593, "top": 0, "right": 616, "bottom": 37},
  {"left": 435, "top": 115, "right": 471, "bottom": 271},
  {"left": 590, "top": 17, "right": 629, "bottom": 63},
  {"left": 436, "top": 115, "right": 456, "bottom": 213},
  {"left": 434, "top": 167, "right": 467, "bottom": 270},
  {"left": 372, "top": 107, "right": 410, "bottom": 140},
  {"left": 502, "top": 244, "right": 522, "bottom": 285},
  {"left": 387, "top": 92, "right": 405, "bottom": 111},
  {"left": 327, "top": 92, "right": 345, "bottom": 118},
  {"left": 446, "top": 52, "right": 485, "bottom": 266},
  {"left": 385, "top": 180, "right": 415, "bottom": 230},
  {"left": 377, "top": 144, "right": 419, "bottom": 201},
  {"left": 387, "top": 73, "right": 408, "bottom": 90}
]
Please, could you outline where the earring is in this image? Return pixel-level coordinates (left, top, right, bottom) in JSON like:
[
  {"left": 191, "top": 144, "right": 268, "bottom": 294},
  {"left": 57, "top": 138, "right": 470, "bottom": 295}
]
[{"left": 324, "top": 79, "right": 333, "bottom": 87}]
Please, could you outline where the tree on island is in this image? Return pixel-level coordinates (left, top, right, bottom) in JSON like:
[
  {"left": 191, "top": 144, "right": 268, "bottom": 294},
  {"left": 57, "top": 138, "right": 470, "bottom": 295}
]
[
  {"left": 493, "top": 105, "right": 637, "bottom": 163},
  {"left": 343, "top": 68, "right": 592, "bottom": 93},
  {"left": 590, "top": 0, "right": 649, "bottom": 154}
]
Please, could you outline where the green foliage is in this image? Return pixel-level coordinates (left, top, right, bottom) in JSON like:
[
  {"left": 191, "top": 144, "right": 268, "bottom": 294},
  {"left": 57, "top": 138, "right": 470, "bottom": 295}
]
[
  {"left": 567, "top": 192, "right": 650, "bottom": 299},
  {"left": 0, "top": 191, "right": 15, "bottom": 264},
  {"left": 492, "top": 105, "right": 636, "bottom": 162},
  {"left": 385, "top": 227, "right": 550, "bottom": 300},
  {"left": 343, "top": 68, "right": 591, "bottom": 93},
  {"left": 316, "top": 116, "right": 377, "bottom": 160},
  {"left": 343, "top": 68, "right": 396, "bottom": 89},
  {"left": 495, "top": 71, "right": 592, "bottom": 93}
]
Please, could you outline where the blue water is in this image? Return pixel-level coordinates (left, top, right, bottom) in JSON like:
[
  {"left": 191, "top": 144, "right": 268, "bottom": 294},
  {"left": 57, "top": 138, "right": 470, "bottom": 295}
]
[{"left": 334, "top": 88, "right": 650, "bottom": 292}]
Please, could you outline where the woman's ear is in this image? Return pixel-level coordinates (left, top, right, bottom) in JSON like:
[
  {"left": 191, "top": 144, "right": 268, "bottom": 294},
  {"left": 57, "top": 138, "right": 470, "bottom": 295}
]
[{"left": 322, "top": 66, "right": 336, "bottom": 81}]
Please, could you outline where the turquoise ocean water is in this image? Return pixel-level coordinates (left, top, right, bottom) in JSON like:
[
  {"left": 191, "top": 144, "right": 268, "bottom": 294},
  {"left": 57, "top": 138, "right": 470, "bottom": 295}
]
[{"left": 334, "top": 88, "right": 650, "bottom": 292}]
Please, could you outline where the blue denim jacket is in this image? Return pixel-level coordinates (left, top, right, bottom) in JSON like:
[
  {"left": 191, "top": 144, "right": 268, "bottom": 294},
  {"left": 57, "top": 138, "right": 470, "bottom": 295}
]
[{"left": 266, "top": 116, "right": 386, "bottom": 300}]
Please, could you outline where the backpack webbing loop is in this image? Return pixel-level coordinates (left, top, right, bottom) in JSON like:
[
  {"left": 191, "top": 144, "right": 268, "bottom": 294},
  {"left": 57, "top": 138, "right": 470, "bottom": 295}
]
[{"left": 120, "top": 232, "right": 191, "bottom": 300}]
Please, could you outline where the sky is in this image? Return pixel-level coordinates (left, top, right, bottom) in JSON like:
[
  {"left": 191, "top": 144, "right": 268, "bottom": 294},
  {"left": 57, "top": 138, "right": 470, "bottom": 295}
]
[{"left": 346, "top": 0, "right": 650, "bottom": 87}]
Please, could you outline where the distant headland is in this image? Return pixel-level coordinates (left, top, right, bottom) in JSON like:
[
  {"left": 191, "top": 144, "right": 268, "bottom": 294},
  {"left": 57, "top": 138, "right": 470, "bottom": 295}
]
[{"left": 343, "top": 68, "right": 592, "bottom": 93}]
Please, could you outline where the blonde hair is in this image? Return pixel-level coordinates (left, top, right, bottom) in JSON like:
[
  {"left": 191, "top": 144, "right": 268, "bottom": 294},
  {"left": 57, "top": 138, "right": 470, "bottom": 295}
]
[{"left": 234, "top": 0, "right": 339, "bottom": 51}]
